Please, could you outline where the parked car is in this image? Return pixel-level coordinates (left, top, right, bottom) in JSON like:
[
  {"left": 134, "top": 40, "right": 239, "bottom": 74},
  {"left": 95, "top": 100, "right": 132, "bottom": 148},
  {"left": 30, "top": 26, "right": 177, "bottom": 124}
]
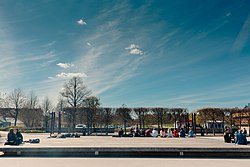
[{"left": 75, "top": 124, "right": 86, "bottom": 128}]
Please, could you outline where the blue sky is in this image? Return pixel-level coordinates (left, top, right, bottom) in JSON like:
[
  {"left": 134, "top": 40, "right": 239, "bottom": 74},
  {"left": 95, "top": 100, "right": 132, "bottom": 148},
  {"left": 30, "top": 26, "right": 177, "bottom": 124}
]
[{"left": 0, "top": 0, "right": 250, "bottom": 111}]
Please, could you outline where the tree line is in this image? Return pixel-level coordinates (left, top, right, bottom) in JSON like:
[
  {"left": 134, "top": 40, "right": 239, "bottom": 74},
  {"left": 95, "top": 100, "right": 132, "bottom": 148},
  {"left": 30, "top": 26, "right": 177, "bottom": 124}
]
[
  {"left": 0, "top": 77, "right": 188, "bottom": 134},
  {"left": 1, "top": 77, "right": 248, "bottom": 135}
]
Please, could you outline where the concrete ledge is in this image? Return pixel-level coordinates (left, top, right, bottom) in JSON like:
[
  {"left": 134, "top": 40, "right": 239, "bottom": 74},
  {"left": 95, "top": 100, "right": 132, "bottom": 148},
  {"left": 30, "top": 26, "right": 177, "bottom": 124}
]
[{"left": 1, "top": 147, "right": 250, "bottom": 158}]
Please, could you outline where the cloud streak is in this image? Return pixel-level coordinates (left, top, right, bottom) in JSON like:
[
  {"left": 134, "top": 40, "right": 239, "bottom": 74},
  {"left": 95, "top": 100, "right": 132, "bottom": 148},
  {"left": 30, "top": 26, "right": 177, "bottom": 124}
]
[
  {"left": 57, "top": 63, "right": 75, "bottom": 69},
  {"left": 49, "top": 72, "right": 87, "bottom": 79},
  {"left": 231, "top": 13, "right": 250, "bottom": 54},
  {"left": 77, "top": 18, "right": 87, "bottom": 25},
  {"left": 125, "top": 44, "right": 144, "bottom": 55}
]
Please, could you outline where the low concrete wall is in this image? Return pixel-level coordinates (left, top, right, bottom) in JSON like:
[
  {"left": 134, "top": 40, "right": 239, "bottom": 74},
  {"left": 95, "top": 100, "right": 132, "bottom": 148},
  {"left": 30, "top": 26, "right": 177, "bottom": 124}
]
[{"left": 1, "top": 147, "right": 250, "bottom": 158}]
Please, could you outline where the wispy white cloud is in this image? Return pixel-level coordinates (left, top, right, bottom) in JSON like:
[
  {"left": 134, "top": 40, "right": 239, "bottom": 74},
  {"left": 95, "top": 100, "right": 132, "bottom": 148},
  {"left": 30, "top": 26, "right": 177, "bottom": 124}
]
[
  {"left": 56, "top": 63, "right": 75, "bottom": 69},
  {"left": 158, "top": 78, "right": 250, "bottom": 111},
  {"left": 125, "top": 44, "right": 144, "bottom": 55},
  {"left": 41, "top": 40, "right": 56, "bottom": 48},
  {"left": 77, "top": 18, "right": 87, "bottom": 25},
  {"left": 130, "top": 48, "right": 144, "bottom": 55},
  {"left": 231, "top": 13, "right": 250, "bottom": 54},
  {"left": 49, "top": 72, "right": 87, "bottom": 79},
  {"left": 226, "top": 12, "right": 231, "bottom": 17},
  {"left": 0, "top": 17, "right": 22, "bottom": 83},
  {"left": 22, "top": 50, "right": 57, "bottom": 62},
  {"left": 72, "top": 15, "right": 146, "bottom": 96}
]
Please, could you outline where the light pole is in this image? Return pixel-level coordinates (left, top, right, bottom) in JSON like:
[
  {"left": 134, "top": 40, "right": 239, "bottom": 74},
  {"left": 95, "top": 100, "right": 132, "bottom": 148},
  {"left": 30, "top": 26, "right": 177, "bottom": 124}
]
[
  {"left": 212, "top": 111, "right": 215, "bottom": 136},
  {"left": 192, "top": 112, "right": 196, "bottom": 134},
  {"left": 50, "top": 111, "right": 55, "bottom": 136},
  {"left": 58, "top": 110, "right": 61, "bottom": 134}
]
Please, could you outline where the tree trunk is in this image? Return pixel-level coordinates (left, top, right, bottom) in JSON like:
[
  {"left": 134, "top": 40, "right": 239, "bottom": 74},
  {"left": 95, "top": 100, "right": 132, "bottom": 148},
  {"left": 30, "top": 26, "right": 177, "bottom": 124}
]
[
  {"left": 58, "top": 111, "right": 61, "bottom": 134},
  {"left": 14, "top": 108, "right": 19, "bottom": 126}
]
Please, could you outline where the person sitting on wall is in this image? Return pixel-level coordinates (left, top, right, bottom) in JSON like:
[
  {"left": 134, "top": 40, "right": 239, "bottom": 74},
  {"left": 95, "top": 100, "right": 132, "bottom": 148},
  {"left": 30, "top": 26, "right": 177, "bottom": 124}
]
[
  {"left": 167, "top": 128, "right": 173, "bottom": 138},
  {"left": 179, "top": 128, "right": 186, "bottom": 138},
  {"left": 188, "top": 128, "right": 195, "bottom": 138},
  {"left": 151, "top": 128, "right": 158, "bottom": 137},
  {"left": 173, "top": 128, "right": 179, "bottom": 137},
  {"left": 224, "top": 128, "right": 231, "bottom": 143},
  {"left": 160, "top": 128, "right": 166, "bottom": 137},
  {"left": 135, "top": 127, "right": 141, "bottom": 137},
  {"left": 235, "top": 130, "right": 247, "bottom": 145},
  {"left": 145, "top": 128, "right": 152, "bottom": 137},
  {"left": 129, "top": 127, "right": 135, "bottom": 137}
]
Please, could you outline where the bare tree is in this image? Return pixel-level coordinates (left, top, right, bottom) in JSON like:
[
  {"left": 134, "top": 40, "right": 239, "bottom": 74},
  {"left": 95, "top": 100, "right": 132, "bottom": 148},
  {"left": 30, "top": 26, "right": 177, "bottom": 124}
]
[
  {"left": 84, "top": 96, "right": 100, "bottom": 135},
  {"left": 26, "top": 91, "right": 39, "bottom": 109},
  {"left": 132, "top": 108, "right": 148, "bottom": 129},
  {"left": 152, "top": 108, "right": 165, "bottom": 130},
  {"left": 101, "top": 108, "right": 114, "bottom": 135},
  {"left": 116, "top": 104, "right": 132, "bottom": 134},
  {"left": 19, "top": 108, "right": 43, "bottom": 128},
  {"left": 0, "top": 92, "right": 8, "bottom": 108},
  {"left": 42, "top": 96, "right": 54, "bottom": 129},
  {"left": 8, "top": 88, "right": 26, "bottom": 126},
  {"left": 61, "top": 77, "right": 91, "bottom": 131},
  {"left": 20, "top": 91, "right": 40, "bottom": 127},
  {"left": 56, "top": 97, "right": 67, "bottom": 134}
]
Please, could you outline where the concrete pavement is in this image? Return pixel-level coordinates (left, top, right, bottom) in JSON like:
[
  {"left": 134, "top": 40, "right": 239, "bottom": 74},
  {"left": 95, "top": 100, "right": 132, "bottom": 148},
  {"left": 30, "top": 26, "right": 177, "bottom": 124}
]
[
  {"left": 1, "top": 132, "right": 250, "bottom": 157},
  {"left": 0, "top": 158, "right": 250, "bottom": 167}
]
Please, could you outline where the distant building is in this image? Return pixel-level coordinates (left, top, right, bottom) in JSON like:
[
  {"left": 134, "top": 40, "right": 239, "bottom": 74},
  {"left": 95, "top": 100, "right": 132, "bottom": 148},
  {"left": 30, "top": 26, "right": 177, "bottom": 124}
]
[
  {"left": 0, "top": 116, "right": 25, "bottom": 127},
  {"left": 204, "top": 121, "right": 224, "bottom": 129},
  {"left": 232, "top": 104, "right": 250, "bottom": 127}
]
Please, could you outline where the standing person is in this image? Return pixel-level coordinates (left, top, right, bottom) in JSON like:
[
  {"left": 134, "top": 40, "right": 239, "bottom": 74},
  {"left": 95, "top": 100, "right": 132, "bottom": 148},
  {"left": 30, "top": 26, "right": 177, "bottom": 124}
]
[{"left": 4, "top": 129, "right": 16, "bottom": 145}]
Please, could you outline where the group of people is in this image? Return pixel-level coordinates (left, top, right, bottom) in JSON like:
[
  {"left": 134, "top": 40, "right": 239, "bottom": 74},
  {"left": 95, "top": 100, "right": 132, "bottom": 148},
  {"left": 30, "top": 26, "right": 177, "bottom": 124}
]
[
  {"left": 224, "top": 127, "right": 248, "bottom": 145},
  {"left": 4, "top": 128, "right": 23, "bottom": 145},
  {"left": 118, "top": 127, "right": 195, "bottom": 138}
]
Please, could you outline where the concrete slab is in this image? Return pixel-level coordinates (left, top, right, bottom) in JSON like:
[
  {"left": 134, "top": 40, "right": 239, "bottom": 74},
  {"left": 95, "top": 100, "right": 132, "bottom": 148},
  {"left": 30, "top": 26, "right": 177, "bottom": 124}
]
[
  {"left": 1, "top": 132, "right": 250, "bottom": 157},
  {"left": 1, "top": 158, "right": 250, "bottom": 167}
]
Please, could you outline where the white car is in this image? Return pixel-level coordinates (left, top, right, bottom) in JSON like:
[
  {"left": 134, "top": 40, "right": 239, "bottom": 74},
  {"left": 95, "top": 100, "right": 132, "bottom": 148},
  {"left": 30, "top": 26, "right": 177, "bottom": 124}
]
[{"left": 75, "top": 124, "right": 86, "bottom": 128}]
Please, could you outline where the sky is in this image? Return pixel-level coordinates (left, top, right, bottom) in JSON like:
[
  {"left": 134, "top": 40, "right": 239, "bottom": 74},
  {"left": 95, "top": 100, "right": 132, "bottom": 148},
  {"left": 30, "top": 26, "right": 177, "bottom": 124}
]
[{"left": 0, "top": 0, "right": 250, "bottom": 112}]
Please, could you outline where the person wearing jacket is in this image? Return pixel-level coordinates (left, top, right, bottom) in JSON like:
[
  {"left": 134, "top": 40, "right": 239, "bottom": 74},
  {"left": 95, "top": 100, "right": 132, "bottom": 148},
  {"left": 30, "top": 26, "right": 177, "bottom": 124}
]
[
  {"left": 4, "top": 129, "right": 16, "bottom": 145},
  {"left": 15, "top": 129, "right": 23, "bottom": 145}
]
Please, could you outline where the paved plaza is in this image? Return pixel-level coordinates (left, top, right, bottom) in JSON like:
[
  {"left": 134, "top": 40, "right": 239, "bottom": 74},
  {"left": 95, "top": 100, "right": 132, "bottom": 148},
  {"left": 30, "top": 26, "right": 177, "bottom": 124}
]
[
  {"left": 1, "top": 158, "right": 250, "bottom": 167},
  {"left": 0, "top": 132, "right": 250, "bottom": 148},
  {"left": 1, "top": 132, "right": 250, "bottom": 157}
]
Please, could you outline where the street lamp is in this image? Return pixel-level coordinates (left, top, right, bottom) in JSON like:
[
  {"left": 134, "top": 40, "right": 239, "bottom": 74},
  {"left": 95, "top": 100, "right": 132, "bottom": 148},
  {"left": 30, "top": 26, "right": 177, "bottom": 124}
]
[{"left": 192, "top": 112, "right": 197, "bottom": 134}]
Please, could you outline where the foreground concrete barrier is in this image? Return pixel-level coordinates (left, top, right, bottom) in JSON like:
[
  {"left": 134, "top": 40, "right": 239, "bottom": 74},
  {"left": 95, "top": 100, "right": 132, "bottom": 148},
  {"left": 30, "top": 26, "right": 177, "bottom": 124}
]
[{"left": 1, "top": 147, "right": 250, "bottom": 158}]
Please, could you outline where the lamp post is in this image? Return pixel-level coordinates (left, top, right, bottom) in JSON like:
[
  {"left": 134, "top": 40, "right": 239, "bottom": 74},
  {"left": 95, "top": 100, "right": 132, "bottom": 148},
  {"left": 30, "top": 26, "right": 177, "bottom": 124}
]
[
  {"left": 212, "top": 111, "right": 215, "bottom": 136},
  {"left": 239, "top": 109, "right": 242, "bottom": 129},
  {"left": 58, "top": 111, "right": 61, "bottom": 134},
  {"left": 50, "top": 111, "right": 55, "bottom": 136},
  {"left": 192, "top": 112, "right": 197, "bottom": 134}
]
